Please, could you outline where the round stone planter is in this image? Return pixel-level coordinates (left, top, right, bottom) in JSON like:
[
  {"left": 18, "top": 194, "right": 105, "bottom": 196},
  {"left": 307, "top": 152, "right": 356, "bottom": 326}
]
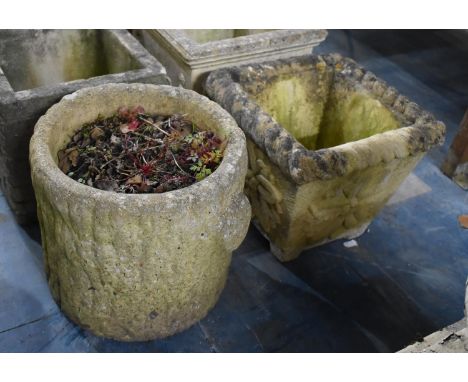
[{"left": 29, "top": 83, "right": 251, "bottom": 341}]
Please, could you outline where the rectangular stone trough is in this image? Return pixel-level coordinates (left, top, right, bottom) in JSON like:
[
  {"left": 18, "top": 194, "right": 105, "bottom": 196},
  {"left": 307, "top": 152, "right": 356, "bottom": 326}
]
[
  {"left": 134, "top": 29, "right": 327, "bottom": 92},
  {"left": 0, "top": 29, "right": 170, "bottom": 224},
  {"left": 206, "top": 54, "right": 445, "bottom": 262}
]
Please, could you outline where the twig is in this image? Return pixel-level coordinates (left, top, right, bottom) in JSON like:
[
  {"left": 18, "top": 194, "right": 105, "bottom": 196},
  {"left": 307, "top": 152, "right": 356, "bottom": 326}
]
[
  {"left": 169, "top": 150, "right": 192, "bottom": 177},
  {"left": 131, "top": 131, "right": 163, "bottom": 142},
  {"left": 139, "top": 117, "right": 170, "bottom": 136},
  {"left": 100, "top": 158, "right": 117, "bottom": 169}
]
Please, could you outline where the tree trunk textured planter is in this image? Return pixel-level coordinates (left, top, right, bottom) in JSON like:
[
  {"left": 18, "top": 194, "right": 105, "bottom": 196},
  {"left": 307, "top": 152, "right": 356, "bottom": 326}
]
[
  {"left": 133, "top": 29, "right": 327, "bottom": 92},
  {"left": 206, "top": 54, "right": 445, "bottom": 262},
  {"left": 0, "top": 29, "right": 170, "bottom": 225},
  {"left": 29, "top": 83, "right": 251, "bottom": 341}
]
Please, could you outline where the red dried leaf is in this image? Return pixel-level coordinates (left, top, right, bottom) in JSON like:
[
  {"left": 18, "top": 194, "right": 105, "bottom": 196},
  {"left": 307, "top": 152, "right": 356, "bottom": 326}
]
[
  {"left": 128, "top": 120, "right": 140, "bottom": 131},
  {"left": 140, "top": 163, "right": 153, "bottom": 176}
]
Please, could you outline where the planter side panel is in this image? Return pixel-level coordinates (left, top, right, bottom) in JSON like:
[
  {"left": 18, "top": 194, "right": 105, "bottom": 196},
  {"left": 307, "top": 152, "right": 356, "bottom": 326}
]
[
  {"left": 246, "top": 138, "right": 424, "bottom": 261},
  {"left": 137, "top": 30, "right": 192, "bottom": 89},
  {"left": 33, "top": 173, "right": 249, "bottom": 341}
]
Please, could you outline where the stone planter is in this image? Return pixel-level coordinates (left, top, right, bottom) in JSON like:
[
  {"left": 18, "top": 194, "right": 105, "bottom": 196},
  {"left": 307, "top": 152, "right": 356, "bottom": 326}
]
[
  {"left": 134, "top": 29, "right": 327, "bottom": 92},
  {"left": 441, "top": 109, "right": 468, "bottom": 189},
  {"left": 0, "top": 29, "right": 170, "bottom": 224},
  {"left": 206, "top": 54, "right": 445, "bottom": 262},
  {"left": 29, "top": 83, "right": 251, "bottom": 341}
]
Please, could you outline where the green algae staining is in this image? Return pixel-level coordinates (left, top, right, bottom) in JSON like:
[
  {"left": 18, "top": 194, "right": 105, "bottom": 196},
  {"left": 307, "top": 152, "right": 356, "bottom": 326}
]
[{"left": 253, "top": 67, "right": 399, "bottom": 151}]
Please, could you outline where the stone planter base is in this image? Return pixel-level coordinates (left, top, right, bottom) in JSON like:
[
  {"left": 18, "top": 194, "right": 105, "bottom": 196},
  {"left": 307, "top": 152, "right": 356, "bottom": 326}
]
[
  {"left": 441, "top": 109, "right": 468, "bottom": 189},
  {"left": 29, "top": 83, "right": 250, "bottom": 341},
  {"left": 134, "top": 29, "right": 327, "bottom": 92},
  {"left": 0, "top": 29, "right": 169, "bottom": 225},
  {"left": 206, "top": 54, "right": 445, "bottom": 261}
]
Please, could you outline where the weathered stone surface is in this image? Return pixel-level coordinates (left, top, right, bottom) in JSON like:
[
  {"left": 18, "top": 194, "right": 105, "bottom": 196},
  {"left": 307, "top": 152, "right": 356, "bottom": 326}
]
[
  {"left": 399, "top": 278, "right": 468, "bottom": 353},
  {"left": 206, "top": 54, "right": 445, "bottom": 261},
  {"left": 29, "top": 83, "right": 251, "bottom": 341},
  {"left": 134, "top": 29, "right": 327, "bottom": 92},
  {"left": 0, "top": 30, "right": 170, "bottom": 225},
  {"left": 399, "top": 322, "right": 468, "bottom": 353},
  {"left": 441, "top": 109, "right": 468, "bottom": 189}
]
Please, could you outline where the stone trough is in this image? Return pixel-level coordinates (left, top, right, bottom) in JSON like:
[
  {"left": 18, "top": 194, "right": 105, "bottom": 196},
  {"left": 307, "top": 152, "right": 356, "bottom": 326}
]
[
  {"left": 206, "top": 53, "right": 446, "bottom": 261},
  {"left": 0, "top": 29, "right": 169, "bottom": 224},
  {"left": 134, "top": 29, "right": 327, "bottom": 92}
]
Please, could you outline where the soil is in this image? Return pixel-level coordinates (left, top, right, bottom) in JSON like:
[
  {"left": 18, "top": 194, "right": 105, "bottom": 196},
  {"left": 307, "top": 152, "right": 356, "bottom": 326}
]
[{"left": 58, "top": 106, "right": 225, "bottom": 194}]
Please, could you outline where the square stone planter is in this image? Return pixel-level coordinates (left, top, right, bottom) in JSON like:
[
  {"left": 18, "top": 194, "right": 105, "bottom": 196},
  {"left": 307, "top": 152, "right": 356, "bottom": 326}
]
[
  {"left": 0, "top": 29, "right": 170, "bottom": 224},
  {"left": 206, "top": 54, "right": 446, "bottom": 261},
  {"left": 133, "top": 29, "right": 327, "bottom": 92}
]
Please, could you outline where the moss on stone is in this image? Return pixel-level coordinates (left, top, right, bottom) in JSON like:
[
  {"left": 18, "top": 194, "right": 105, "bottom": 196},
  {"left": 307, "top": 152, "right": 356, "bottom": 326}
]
[
  {"left": 252, "top": 71, "right": 399, "bottom": 151},
  {"left": 316, "top": 90, "right": 400, "bottom": 149},
  {"left": 253, "top": 71, "right": 330, "bottom": 150},
  {"left": 6, "top": 30, "right": 141, "bottom": 91}
]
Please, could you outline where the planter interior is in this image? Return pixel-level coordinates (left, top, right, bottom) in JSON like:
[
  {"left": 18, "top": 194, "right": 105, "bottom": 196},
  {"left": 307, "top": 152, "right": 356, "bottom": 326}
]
[
  {"left": 0, "top": 30, "right": 142, "bottom": 92},
  {"left": 250, "top": 64, "right": 400, "bottom": 151},
  {"left": 181, "top": 29, "right": 274, "bottom": 44},
  {"left": 0, "top": 29, "right": 169, "bottom": 225},
  {"left": 205, "top": 54, "right": 445, "bottom": 261}
]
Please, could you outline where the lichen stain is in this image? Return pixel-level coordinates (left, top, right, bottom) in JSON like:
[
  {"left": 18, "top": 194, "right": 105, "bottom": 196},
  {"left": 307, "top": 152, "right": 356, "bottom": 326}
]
[
  {"left": 6, "top": 30, "right": 140, "bottom": 92},
  {"left": 317, "top": 91, "right": 400, "bottom": 149},
  {"left": 253, "top": 72, "right": 330, "bottom": 150},
  {"left": 251, "top": 71, "right": 400, "bottom": 151}
]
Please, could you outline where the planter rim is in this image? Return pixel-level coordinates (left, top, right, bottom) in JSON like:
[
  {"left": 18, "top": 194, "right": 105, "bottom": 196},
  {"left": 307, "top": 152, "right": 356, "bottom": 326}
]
[
  {"left": 205, "top": 53, "right": 446, "bottom": 185},
  {"left": 30, "top": 83, "right": 246, "bottom": 210},
  {"left": 150, "top": 29, "right": 328, "bottom": 63}
]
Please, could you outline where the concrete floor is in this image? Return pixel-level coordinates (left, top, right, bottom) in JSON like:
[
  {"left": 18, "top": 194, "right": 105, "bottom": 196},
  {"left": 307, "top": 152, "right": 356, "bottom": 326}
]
[{"left": 1, "top": 30, "right": 467, "bottom": 352}]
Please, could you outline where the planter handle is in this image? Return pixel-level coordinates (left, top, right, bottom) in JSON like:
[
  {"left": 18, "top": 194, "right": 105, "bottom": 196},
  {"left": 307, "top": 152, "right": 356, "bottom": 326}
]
[{"left": 221, "top": 192, "right": 251, "bottom": 252}]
